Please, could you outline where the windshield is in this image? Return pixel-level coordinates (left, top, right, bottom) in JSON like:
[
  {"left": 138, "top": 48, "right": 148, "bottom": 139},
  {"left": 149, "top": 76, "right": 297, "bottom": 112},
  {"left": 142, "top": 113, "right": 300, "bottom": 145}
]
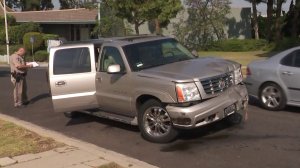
[{"left": 123, "top": 38, "right": 195, "bottom": 71}]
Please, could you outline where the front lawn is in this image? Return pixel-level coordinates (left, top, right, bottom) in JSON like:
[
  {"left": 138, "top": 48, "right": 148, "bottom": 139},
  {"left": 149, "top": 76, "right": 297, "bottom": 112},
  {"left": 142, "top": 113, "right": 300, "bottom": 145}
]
[
  {"left": 198, "top": 51, "right": 270, "bottom": 66},
  {"left": 0, "top": 119, "right": 64, "bottom": 158}
]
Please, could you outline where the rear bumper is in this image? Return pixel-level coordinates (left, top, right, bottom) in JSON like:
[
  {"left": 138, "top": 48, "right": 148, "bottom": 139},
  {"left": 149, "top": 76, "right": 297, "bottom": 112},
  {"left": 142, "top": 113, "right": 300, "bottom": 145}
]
[{"left": 166, "top": 84, "right": 248, "bottom": 129}]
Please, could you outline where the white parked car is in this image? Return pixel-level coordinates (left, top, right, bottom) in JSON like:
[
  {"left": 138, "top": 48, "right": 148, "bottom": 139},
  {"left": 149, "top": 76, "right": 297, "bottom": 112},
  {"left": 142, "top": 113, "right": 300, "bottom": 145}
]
[{"left": 245, "top": 47, "right": 300, "bottom": 110}]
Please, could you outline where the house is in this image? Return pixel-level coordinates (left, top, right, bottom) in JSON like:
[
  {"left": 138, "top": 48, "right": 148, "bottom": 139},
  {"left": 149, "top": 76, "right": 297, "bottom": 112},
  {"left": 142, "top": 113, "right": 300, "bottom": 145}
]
[
  {"left": 1, "top": 1, "right": 252, "bottom": 41},
  {"left": 0, "top": 2, "right": 98, "bottom": 41}
]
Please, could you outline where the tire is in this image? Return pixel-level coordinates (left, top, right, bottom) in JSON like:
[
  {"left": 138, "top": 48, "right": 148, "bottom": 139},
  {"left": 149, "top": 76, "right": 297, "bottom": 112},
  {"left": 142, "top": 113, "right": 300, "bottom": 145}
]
[
  {"left": 259, "top": 83, "right": 286, "bottom": 111},
  {"left": 226, "top": 113, "right": 243, "bottom": 126},
  {"left": 138, "top": 99, "right": 178, "bottom": 143}
]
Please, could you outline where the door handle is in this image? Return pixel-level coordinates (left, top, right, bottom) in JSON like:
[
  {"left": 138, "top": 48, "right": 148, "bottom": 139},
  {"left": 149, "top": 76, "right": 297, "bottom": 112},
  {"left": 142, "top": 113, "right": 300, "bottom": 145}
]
[
  {"left": 282, "top": 71, "right": 294, "bottom": 75},
  {"left": 55, "top": 81, "right": 66, "bottom": 86}
]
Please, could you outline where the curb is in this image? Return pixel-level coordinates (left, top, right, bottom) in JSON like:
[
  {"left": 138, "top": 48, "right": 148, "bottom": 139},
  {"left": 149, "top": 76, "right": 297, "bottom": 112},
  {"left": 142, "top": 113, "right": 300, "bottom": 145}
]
[{"left": 0, "top": 113, "right": 158, "bottom": 168}]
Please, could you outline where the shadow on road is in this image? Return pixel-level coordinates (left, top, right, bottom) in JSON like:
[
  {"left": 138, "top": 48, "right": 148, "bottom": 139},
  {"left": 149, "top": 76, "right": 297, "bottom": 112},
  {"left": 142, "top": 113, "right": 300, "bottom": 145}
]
[
  {"left": 30, "top": 93, "right": 50, "bottom": 104},
  {"left": 0, "top": 70, "right": 10, "bottom": 77},
  {"left": 65, "top": 112, "right": 140, "bottom": 132},
  {"left": 248, "top": 95, "right": 300, "bottom": 114},
  {"left": 160, "top": 120, "right": 234, "bottom": 152}
]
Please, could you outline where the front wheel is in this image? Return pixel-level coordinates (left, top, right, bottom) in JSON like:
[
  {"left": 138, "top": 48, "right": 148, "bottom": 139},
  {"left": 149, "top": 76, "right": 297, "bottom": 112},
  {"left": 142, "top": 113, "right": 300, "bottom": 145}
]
[
  {"left": 138, "top": 99, "right": 178, "bottom": 143},
  {"left": 259, "top": 83, "right": 286, "bottom": 111}
]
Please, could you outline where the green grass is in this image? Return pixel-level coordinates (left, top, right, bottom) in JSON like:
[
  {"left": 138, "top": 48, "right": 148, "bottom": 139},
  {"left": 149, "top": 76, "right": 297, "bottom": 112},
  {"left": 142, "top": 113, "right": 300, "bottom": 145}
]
[
  {"left": 0, "top": 119, "right": 64, "bottom": 158},
  {"left": 198, "top": 51, "right": 271, "bottom": 66}
]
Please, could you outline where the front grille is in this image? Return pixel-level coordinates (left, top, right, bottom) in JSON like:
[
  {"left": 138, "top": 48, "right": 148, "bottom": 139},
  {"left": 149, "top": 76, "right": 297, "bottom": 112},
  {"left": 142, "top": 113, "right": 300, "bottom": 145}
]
[{"left": 201, "top": 72, "right": 234, "bottom": 95}]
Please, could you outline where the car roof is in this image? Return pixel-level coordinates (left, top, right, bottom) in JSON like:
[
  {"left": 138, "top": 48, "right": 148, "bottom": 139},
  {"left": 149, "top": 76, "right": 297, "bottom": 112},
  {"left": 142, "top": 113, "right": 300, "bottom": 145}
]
[{"left": 60, "top": 35, "right": 173, "bottom": 47}]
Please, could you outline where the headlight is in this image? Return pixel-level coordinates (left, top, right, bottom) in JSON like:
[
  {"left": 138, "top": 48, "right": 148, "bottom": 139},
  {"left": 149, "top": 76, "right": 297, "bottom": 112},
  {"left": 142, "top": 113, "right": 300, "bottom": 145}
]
[
  {"left": 234, "top": 65, "right": 243, "bottom": 84},
  {"left": 176, "top": 83, "right": 201, "bottom": 103}
]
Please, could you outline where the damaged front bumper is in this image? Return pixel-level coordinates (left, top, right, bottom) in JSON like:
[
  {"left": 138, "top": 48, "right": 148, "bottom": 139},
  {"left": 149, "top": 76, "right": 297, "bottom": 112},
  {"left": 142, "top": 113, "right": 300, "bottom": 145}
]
[{"left": 166, "top": 84, "right": 248, "bottom": 129}]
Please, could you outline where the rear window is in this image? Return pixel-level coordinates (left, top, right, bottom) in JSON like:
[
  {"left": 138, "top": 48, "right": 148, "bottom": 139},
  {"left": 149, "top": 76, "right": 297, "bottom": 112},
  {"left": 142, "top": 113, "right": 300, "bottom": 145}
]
[{"left": 53, "top": 47, "right": 91, "bottom": 75}]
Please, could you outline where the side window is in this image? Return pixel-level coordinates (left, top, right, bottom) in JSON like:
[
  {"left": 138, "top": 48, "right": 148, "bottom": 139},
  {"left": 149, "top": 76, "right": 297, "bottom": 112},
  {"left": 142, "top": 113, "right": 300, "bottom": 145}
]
[
  {"left": 100, "top": 47, "right": 125, "bottom": 72},
  {"left": 53, "top": 47, "right": 91, "bottom": 75},
  {"left": 281, "top": 51, "right": 295, "bottom": 67}
]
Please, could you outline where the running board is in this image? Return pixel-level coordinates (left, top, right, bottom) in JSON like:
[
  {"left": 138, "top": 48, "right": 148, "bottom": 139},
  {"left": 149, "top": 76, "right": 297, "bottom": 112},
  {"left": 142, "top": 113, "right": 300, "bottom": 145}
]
[{"left": 81, "top": 109, "right": 138, "bottom": 126}]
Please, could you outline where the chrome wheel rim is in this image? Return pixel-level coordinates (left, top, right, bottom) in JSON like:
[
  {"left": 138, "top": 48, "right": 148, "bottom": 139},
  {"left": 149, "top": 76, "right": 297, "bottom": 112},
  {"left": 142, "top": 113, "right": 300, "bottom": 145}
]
[
  {"left": 261, "top": 86, "right": 281, "bottom": 108},
  {"left": 143, "top": 106, "right": 172, "bottom": 137}
]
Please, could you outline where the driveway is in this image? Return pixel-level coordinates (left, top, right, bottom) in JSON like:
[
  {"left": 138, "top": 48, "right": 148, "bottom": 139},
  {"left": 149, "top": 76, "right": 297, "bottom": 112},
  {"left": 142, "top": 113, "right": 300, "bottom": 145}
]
[{"left": 0, "top": 67, "right": 299, "bottom": 168}]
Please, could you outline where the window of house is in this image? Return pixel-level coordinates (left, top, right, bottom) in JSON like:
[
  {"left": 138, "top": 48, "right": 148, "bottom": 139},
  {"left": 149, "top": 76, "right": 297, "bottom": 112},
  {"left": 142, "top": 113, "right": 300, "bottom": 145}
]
[{"left": 53, "top": 47, "right": 91, "bottom": 75}]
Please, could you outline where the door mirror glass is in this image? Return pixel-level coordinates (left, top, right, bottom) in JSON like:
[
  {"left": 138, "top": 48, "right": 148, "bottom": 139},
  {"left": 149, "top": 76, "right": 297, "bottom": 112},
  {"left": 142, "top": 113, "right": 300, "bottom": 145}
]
[{"left": 107, "top": 64, "right": 121, "bottom": 74}]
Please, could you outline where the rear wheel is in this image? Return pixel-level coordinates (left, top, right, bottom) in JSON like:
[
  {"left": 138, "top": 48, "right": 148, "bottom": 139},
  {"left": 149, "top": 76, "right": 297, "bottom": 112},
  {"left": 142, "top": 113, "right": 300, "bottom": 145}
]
[
  {"left": 138, "top": 99, "right": 178, "bottom": 143},
  {"left": 259, "top": 83, "right": 286, "bottom": 111}
]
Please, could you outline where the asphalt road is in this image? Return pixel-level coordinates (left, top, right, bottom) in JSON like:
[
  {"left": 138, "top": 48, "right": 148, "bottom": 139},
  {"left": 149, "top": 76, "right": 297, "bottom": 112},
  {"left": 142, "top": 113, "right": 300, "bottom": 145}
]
[{"left": 1, "top": 67, "right": 300, "bottom": 168}]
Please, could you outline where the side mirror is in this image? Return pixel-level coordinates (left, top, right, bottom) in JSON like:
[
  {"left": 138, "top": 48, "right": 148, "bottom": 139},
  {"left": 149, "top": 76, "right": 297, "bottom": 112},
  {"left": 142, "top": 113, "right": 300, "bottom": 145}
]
[{"left": 107, "top": 64, "right": 121, "bottom": 74}]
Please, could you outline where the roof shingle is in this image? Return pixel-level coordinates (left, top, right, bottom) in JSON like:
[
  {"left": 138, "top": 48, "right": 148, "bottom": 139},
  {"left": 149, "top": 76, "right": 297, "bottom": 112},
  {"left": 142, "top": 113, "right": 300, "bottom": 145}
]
[{"left": 1, "top": 2, "right": 98, "bottom": 24}]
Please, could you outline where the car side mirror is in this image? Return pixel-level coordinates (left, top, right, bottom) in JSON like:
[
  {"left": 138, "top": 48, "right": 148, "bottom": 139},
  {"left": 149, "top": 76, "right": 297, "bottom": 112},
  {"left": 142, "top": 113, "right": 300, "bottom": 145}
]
[{"left": 107, "top": 64, "right": 121, "bottom": 74}]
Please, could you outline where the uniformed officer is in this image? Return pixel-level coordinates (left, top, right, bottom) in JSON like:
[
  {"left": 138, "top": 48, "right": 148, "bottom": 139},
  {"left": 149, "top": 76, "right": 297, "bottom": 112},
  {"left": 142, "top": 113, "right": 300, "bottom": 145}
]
[{"left": 10, "top": 47, "right": 33, "bottom": 107}]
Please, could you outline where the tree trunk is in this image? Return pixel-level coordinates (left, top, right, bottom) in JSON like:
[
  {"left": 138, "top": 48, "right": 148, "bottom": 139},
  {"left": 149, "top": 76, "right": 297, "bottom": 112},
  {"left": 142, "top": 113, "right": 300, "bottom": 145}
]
[
  {"left": 292, "top": 0, "right": 300, "bottom": 37},
  {"left": 252, "top": 0, "right": 259, "bottom": 39},
  {"left": 267, "top": 0, "right": 274, "bottom": 41},
  {"left": 275, "top": 0, "right": 284, "bottom": 42},
  {"left": 155, "top": 19, "right": 161, "bottom": 35},
  {"left": 134, "top": 22, "right": 139, "bottom": 35}
]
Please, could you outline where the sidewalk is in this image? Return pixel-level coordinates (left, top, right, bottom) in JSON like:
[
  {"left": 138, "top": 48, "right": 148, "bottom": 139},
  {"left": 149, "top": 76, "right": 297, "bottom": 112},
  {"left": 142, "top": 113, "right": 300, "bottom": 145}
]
[{"left": 0, "top": 113, "right": 158, "bottom": 168}]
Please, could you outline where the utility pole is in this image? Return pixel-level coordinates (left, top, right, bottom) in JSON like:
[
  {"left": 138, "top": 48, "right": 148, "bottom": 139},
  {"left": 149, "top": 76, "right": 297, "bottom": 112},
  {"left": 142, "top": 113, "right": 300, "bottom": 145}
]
[{"left": 3, "top": 0, "right": 10, "bottom": 64}]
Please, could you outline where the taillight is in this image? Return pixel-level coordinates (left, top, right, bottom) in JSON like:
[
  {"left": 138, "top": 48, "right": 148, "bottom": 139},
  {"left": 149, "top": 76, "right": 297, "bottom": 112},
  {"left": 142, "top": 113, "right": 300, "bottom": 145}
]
[{"left": 246, "top": 67, "right": 251, "bottom": 76}]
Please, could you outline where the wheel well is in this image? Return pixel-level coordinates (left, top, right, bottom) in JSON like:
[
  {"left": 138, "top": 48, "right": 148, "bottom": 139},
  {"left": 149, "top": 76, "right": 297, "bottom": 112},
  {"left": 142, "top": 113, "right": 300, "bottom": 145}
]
[
  {"left": 136, "top": 95, "right": 161, "bottom": 112},
  {"left": 258, "top": 81, "right": 284, "bottom": 96}
]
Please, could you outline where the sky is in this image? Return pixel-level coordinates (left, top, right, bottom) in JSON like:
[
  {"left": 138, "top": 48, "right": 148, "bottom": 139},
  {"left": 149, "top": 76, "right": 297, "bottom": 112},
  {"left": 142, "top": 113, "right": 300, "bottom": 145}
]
[
  {"left": 231, "top": 0, "right": 292, "bottom": 15},
  {"left": 52, "top": 0, "right": 293, "bottom": 15}
]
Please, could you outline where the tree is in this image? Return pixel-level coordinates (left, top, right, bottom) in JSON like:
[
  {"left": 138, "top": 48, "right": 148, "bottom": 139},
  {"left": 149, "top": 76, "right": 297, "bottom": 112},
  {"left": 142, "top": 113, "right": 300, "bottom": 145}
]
[
  {"left": 3, "top": 0, "right": 54, "bottom": 11},
  {"left": 41, "top": 0, "right": 54, "bottom": 10},
  {"left": 151, "top": 0, "right": 183, "bottom": 34},
  {"left": 282, "top": 0, "right": 300, "bottom": 37},
  {"left": 106, "top": 0, "right": 182, "bottom": 35},
  {"left": 291, "top": 0, "right": 300, "bottom": 37},
  {"left": 266, "top": 0, "right": 274, "bottom": 41},
  {"left": 59, "top": 0, "right": 83, "bottom": 9},
  {"left": 173, "top": 0, "right": 231, "bottom": 50},
  {"left": 91, "top": 2, "right": 126, "bottom": 37},
  {"left": 105, "top": 0, "right": 159, "bottom": 35},
  {"left": 2, "top": 0, "right": 18, "bottom": 8},
  {"left": 20, "top": 0, "right": 41, "bottom": 11},
  {"left": 246, "top": 0, "right": 264, "bottom": 39}
]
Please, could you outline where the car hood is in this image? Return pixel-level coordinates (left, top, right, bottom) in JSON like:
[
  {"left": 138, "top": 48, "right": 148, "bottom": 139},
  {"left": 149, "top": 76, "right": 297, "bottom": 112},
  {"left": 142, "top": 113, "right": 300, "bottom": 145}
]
[{"left": 137, "top": 57, "right": 239, "bottom": 82}]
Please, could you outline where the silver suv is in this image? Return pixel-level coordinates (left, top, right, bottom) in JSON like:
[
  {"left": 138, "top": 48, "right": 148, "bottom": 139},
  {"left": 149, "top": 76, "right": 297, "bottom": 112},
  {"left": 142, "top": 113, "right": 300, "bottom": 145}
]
[{"left": 48, "top": 36, "right": 248, "bottom": 143}]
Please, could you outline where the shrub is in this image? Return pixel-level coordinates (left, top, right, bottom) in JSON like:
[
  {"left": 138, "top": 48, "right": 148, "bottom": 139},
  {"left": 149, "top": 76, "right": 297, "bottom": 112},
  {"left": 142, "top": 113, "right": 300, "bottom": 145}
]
[
  {"left": 0, "top": 44, "right": 23, "bottom": 55},
  {"left": 34, "top": 50, "right": 48, "bottom": 62},
  {"left": 23, "top": 32, "right": 44, "bottom": 53},
  {"left": 207, "top": 39, "right": 269, "bottom": 52},
  {"left": 42, "top": 34, "right": 59, "bottom": 46},
  {"left": 9, "top": 22, "right": 41, "bottom": 44},
  {"left": 273, "top": 38, "right": 300, "bottom": 51},
  {"left": 0, "top": 14, "right": 16, "bottom": 27}
]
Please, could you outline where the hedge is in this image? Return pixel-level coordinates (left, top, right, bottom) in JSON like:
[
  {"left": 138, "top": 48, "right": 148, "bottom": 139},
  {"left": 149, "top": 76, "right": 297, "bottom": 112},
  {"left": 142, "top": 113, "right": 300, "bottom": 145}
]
[
  {"left": 23, "top": 32, "right": 44, "bottom": 54},
  {"left": 206, "top": 39, "right": 269, "bottom": 52},
  {"left": 34, "top": 50, "right": 48, "bottom": 62}
]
